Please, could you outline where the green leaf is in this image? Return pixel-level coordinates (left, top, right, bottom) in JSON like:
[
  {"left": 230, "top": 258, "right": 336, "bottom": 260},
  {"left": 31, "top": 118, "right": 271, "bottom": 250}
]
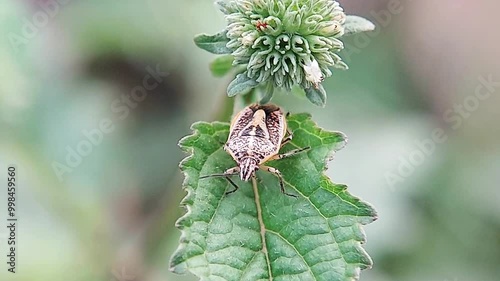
[
  {"left": 305, "top": 84, "right": 327, "bottom": 107},
  {"left": 194, "top": 31, "right": 232, "bottom": 54},
  {"left": 227, "top": 73, "right": 259, "bottom": 97},
  {"left": 170, "top": 113, "right": 377, "bottom": 281},
  {"left": 343, "top": 15, "right": 376, "bottom": 36},
  {"left": 210, "top": 55, "right": 235, "bottom": 77}
]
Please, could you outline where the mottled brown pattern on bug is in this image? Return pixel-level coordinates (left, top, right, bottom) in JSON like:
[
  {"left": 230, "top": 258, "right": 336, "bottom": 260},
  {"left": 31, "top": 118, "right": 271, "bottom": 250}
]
[{"left": 224, "top": 104, "right": 286, "bottom": 181}]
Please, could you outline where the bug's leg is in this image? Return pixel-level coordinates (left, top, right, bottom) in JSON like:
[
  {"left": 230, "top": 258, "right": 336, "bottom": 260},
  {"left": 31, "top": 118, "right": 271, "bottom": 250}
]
[
  {"left": 199, "top": 167, "right": 241, "bottom": 195},
  {"left": 224, "top": 177, "right": 240, "bottom": 195},
  {"left": 280, "top": 134, "right": 293, "bottom": 147},
  {"left": 271, "top": 146, "right": 310, "bottom": 161},
  {"left": 260, "top": 165, "right": 297, "bottom": 198},
  {"left": 280, "top": 129, "right": 294, "bottom": 147}
]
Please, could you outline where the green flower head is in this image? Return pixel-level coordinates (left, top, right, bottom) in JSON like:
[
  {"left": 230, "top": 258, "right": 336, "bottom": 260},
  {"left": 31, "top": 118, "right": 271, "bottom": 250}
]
[
  {"left": 195, "top": 0, "right": 375, "bottom": 106},
  {"left": 220, "top": 0, "right": 347, "bottom": 91}
]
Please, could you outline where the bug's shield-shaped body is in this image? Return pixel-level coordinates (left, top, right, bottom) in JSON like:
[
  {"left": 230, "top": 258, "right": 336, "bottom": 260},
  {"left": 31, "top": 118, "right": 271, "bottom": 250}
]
[
  {"left": 225, "top": 104, "right": 286, "bottom": 181},
  {"left": 200, "top": 103, "right": 309, "bottom": 197}
]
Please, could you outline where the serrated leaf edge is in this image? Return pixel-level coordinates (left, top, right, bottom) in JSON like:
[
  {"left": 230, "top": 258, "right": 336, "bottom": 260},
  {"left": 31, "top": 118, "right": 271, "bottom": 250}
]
[{"left": 170, "top": 121, "right": 230, "bottom": 273}]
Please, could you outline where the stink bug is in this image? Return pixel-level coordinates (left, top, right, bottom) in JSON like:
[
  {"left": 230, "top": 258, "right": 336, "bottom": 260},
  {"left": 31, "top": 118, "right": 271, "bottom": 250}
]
[{"left": 200, "top": 104, "right": 310, "bottom": 197}]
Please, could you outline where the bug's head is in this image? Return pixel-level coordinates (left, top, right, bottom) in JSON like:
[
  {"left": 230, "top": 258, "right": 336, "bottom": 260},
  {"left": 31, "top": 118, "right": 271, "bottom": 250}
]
[{"left": 239, "top": 157, "right": 258, "bottom": 181}]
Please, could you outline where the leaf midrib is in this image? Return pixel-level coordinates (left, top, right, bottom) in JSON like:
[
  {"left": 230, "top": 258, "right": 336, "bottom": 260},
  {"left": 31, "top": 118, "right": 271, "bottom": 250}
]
[{"left": 252, "top": 177, "right": 273, "bottom": 281}]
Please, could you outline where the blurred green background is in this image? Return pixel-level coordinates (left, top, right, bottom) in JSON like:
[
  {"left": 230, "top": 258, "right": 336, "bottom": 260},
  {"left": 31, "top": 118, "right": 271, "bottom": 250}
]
[{"left": 1, "top": 0, "right": 499, "bottom": 280}]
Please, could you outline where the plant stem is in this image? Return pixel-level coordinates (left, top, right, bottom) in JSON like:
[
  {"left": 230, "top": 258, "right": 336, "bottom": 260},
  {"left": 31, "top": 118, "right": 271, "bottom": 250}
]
[
  {"left": 213, "top": 92, "right": 235, "bottom": 122},
  {"left": 233, "top": 88, "right": 258, "bottom": 115},
  {"left": 243, "top": 88, "right": 257, "bottom": 105}
]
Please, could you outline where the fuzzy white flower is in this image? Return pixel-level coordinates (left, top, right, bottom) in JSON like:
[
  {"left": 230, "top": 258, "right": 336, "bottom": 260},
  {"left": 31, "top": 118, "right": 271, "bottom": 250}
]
[{"left": 303, "top": 57, "right": 324, "bottom": 88}]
